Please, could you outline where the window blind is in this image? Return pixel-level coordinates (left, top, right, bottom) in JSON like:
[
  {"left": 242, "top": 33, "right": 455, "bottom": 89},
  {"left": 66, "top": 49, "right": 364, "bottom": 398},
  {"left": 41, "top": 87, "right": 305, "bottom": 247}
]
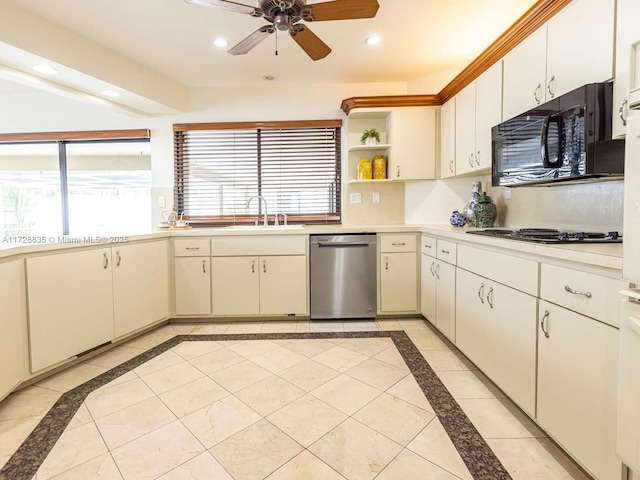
[{"left": 174, "top": 120, "right": 342, "bottom": 226}]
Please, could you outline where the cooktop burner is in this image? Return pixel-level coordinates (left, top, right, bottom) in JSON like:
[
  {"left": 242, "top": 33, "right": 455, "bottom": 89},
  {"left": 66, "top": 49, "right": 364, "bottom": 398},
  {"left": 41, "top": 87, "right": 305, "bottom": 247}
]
[{"left": 466, "top": 228, "right": 622, "bottom": 244}]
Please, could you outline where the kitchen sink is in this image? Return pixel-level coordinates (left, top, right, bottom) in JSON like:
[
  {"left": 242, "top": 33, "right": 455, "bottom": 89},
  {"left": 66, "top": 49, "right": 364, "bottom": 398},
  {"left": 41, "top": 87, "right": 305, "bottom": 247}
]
[{"left": 221, "top": 225, "right": 305, "bottom": 231}]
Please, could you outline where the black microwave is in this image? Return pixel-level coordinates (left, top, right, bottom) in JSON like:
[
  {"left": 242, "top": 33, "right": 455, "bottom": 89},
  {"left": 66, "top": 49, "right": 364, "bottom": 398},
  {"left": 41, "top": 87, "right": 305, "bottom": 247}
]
[{"left": 492, "top": 82, "right": 624, "bottom": 187}]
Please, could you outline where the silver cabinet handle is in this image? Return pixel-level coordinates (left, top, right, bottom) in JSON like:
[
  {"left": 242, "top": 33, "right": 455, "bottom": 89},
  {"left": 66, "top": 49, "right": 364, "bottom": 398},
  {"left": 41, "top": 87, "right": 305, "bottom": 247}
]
[
  {"left": 620, "top": 97, "right": 628, "bottom": 127},
  {"left": 564, "top": 285, "right": 592, "bottom": 298},
  {"left": 251, "top": 260, "right": 255, "bottom": 273},
  {"left": 185, "top": 246, "right": 200, "bottom": 251},
  {"left": 441, "top": 249, "right": 450, "bottom": 255},
  {"left": 533, "top": 83, "right": 542, "bottom": 104},
  {"left": 392, "top": 242, "right": 406, "bottom": 247},
  {"left": 547, "top": 75, "right": 555, "bottom": 98},
  {"left": 263, "top": 259, "right": 267, "bottom": 273},
  {"left": 202, "top": 260, "right": 207, "bottom": 274},
  {"left": 468, "top": 153, "right": 474, "bottom": 167},
  {"left": 541, "top": 310, "right": 550, "bottom": 338},
  {"left": 103, "top": 252, "right": 109, "bottom": 269},
  {"left": 430, "top": 262, "right": 435, "bottom": 276},
  {"left": 478, "top": 283, "right": 484, "bottom": 303},
  {"left": 424, "top": 244, "right": 432, "bottom": 249},
  {"left": 475, "top": 150, "right": 480, "bottom": 166},
  {"left": 449, "top": 160, "right": 454, "bottom": 173},
  {"left": 116, "top": 250, "right": 121, "bottom": 267},
  {"left": 396, "top": 165, "right": 400, "bottom": 178},
  {"left": 486, "top": 287, "right": 494, "bottom": 309},
  {"left": 385, "top": 256, "right": 389, "bottom": 270},
  {"left": 435, "top": 264, "right": 440, "bottom": 279}
]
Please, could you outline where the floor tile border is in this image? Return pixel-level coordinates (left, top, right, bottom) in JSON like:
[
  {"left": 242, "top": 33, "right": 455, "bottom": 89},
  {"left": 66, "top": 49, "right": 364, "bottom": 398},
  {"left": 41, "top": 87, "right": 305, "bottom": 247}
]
[{"left": 0, "top": 329, "right": 511, "bottom": 480}]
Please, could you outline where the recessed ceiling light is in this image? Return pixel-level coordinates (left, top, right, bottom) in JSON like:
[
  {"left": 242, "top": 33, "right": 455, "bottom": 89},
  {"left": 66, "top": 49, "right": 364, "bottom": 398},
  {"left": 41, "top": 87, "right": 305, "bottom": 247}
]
[
  {"left": 366, "top": 35, "right": 381, "bottom": 46},
  {"left": 32, "top": 65, "right": 58, "bottom": 75},
  {"left": 102, "top": 90, "right": 121, "bottom": 98},
  {"left": 214, "top": 38, "right": 228, "bottom": 48}
]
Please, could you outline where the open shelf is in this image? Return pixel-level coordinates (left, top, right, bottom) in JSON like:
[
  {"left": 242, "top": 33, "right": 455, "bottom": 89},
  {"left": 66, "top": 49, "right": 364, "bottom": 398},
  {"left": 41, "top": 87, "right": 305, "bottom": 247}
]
[
  {"left": 347, "top": 179, "right": 398, "bottom": 184},
  {"left": 348, "top": 144, "right": 391, "bottom": 152}
]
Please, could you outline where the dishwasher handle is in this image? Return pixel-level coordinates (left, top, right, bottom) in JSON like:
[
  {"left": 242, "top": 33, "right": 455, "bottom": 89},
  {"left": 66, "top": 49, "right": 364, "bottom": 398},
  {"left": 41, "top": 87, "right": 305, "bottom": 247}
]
[{"left": 313, "top": 241, "right": 372, "bottom": 247}]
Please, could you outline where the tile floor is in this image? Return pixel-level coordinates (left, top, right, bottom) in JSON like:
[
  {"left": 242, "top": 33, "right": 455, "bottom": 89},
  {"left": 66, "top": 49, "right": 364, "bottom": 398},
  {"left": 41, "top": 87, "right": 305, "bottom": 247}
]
[{"left": 0, "top": 318, "right": 592, "bottom": 480}]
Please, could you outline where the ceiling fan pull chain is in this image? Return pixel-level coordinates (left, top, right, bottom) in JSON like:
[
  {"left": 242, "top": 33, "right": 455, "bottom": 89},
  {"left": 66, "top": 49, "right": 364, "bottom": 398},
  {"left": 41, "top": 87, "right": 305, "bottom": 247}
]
[{"left": 275, "top": 28, "right": 279, "bottom": 56}]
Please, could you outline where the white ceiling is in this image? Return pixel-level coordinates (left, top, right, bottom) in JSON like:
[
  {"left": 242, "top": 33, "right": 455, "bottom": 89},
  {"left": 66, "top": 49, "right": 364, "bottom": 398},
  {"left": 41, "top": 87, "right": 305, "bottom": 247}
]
[{"left": 0, "top": 0, "right": 539, "bottom": 112}]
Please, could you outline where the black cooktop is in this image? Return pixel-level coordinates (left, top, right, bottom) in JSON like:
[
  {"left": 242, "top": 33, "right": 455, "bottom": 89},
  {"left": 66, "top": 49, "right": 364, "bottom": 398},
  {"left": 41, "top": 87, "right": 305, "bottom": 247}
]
[{"left": 466, "top": 228, "right": 622, "bottom": 244}]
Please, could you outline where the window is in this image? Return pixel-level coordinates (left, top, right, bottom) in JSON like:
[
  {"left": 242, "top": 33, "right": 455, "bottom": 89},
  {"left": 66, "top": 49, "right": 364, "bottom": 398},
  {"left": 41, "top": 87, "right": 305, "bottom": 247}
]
[
  {"left": 0, "top": 130, "right": 150, "bottom": 237},
  {"left": 174, "top": 120, "right": 342, "bottom": 226}
]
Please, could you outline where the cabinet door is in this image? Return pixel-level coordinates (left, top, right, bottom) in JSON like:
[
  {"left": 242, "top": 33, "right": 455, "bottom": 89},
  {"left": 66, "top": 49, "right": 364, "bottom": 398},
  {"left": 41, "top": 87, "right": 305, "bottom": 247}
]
[
  {"left": 613, "top": 0, "right": 640, "bottom": 138},
  {"left": 486, "top": 282, "right": 536, "bottom": 416},
  {"left": 546, "top": 0, "right": 614, "bottom": 101},
  {"left": 454, "top": 82, "right": 476, "bottom": 176},
  {"left": 537, "top": 301, "right": 621, "bottom": 480},
  {"left": 440, "top": 99, "right": 456, "bottom": 179},
  {"left": 113, "top": 241, "right": 170, "bottom": 338},
  {"left": 388, "top": 108, "right": 436, "bottom": 180},
  {"left": 259, "top": 255, "right": 308, "bottom": 315},
  {"left": 27, "top": 249, "right": 114, "bottom": 372},
  {"left": 420, "top": 254, "right": 436, "bottom": 324},
  {"left": 211, "top": 256, "right": 260, "bottom": 315},
  {"left": 455, "top": 268, "right": 489, "bottom": 369},
  {"left": 475, "top": 61, "right": 503, "bottom": 170},
  {"left": 0, "top": 260, "right": 26, "bottom": 400},
  {"left": 380, "top": 252, "right": 417, "bottom": 312},
  {"left": 175, "top": 257, "right": 211, "bottom": 316},
  {"left": 624, "top": 118, "right": 640, "bottom": 284},
  {"left": 503, "top": 27, "right": 547, "bottom": 120},
  {"left": 435, "top": 261, "right": 456, "bottom": 343}
]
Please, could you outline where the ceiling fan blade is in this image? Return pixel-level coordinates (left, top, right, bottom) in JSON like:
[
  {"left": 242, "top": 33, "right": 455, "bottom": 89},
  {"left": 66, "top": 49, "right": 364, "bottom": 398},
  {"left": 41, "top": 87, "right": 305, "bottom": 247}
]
[
  {"left": 184, "top": 0, "right": 260, "bottom": 16},
  {"left": 290, "top": 25, "right": 331, "bottom": 61},
  {"left": 305, "top": 0, "right": 379, "bottom": 21},
  {"left": 228, "top": 25, "right": 274, "bottom": 55}
]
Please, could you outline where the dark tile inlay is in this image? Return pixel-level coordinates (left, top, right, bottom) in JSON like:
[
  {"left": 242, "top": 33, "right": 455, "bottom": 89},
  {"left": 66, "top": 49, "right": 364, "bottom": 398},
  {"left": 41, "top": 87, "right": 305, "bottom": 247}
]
[{"left": 0, "top": 327, "right": 511, "bottom": 480}]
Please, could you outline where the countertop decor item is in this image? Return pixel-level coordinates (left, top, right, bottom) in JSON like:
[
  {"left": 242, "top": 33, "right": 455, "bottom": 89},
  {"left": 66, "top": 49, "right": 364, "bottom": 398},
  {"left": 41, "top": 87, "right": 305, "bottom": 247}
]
[
  {"left": 450, "top": 211, "right": 467, "bottom": 227},
  {"left": 357, "top": 158, "right": 372, "bottom": 180},
  {"left": 360, "top": 128, "right": 381, "bottom": 145},
  {"left": 373, "top": 154, "right": 386, "bottom": 179},
  {"left": 472, "top": 192, "right": 497, "bottom": 228},
  {"left": 464, "top": 181, "right": 482, "bottom": 226}
]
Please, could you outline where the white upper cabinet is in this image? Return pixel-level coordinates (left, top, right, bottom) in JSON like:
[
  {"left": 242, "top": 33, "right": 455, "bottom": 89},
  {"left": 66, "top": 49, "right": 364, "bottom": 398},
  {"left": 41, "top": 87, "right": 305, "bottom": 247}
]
[
  {"left": 503, "top": 0, "right": 614, "bottom": 121},
  {"left": 440, "top": 99, "right": 456, "bottom": 179},
  {"left": 388, "top": 107, "right": 437, "bottom": 180},
  {"left": 454, "top": 82, "right": 476, "bottom": 176},
  {"left": 613, "top": 0, "right": 640, "bottom": 138}
]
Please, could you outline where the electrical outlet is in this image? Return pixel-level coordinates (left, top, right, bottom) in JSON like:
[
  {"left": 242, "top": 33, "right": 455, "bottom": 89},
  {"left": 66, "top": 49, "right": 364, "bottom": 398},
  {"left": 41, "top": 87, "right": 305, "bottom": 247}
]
[
  {"left": 504, "top": 188, "right": 511, "bottom": 200},
  {"left": 373, "top": 192, "right": 381, "bottom": 203},
  {"left": 158, "top": 196, "right": 166, "bottom": 208},
  {"left": 350, "top": 193, "right": 362, "bottom": 204}
]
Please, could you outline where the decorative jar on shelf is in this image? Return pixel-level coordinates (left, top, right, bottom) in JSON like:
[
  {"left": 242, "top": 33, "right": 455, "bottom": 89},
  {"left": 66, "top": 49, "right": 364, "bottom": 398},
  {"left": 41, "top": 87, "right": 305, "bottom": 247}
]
[
  {"left": 357, "top": 158, "right": 372, "bottom": 180},
  {"left": 373, "top": 155, "right": 387, "bottom": 179},
  {"left": 472, "top": 192, "right": 497, "bottom": 228}
]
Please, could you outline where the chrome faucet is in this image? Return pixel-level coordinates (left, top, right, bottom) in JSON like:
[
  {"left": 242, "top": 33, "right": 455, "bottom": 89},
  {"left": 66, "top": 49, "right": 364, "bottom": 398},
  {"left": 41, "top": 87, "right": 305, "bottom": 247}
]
[{"left": 246, "top": 195, "right": 268, "bottom": 226}]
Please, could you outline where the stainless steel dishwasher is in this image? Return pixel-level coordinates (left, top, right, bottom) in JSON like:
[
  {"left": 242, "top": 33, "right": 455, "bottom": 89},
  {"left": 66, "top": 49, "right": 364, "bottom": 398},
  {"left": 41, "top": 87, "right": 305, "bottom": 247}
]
[{"left": 310, "top": 233, "right": 377, "bottom": 320}]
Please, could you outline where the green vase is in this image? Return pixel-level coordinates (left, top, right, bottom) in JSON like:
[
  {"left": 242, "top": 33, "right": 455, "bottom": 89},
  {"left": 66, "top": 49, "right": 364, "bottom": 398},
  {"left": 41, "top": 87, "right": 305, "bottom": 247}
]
[{"left": 472, "top": 192, "right": 496, "bottom": 228}]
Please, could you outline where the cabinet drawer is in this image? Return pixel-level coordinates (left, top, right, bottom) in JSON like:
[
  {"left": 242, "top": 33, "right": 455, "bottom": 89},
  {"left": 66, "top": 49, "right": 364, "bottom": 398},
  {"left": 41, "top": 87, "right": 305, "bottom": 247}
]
[
  {"left": 540, "top": 263, "right": 627, "bottom": 327},
  {"left": 436, "top": 240, "right": 457, "bottom": 264},
  {"left": 211, "top": 235, "right": 306, "bottom": 256},
  {"left": 421, "top": 235, "right": 436, "bottom": 256},
  {"left": 380, "top": 234, "right": 416, "bottom": 253},
  {"left": 174, "top": 239, "right": 210, "bottom": 257},
  {"left": 457, "top": 245, "right": 538, "bottom": 296}
]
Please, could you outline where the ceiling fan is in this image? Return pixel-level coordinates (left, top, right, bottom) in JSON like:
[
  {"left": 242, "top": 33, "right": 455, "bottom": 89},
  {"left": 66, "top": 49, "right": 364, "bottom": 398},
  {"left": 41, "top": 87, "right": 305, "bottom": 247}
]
[{"left": 185, "top": 0, "right": 380, "bottom": 61}]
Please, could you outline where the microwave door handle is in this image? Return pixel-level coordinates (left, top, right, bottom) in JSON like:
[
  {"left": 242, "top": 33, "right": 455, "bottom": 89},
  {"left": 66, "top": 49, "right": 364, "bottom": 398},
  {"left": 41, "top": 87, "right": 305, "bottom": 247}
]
[{"left": 540, "top": 115, "right": 562, "bottom": 168}]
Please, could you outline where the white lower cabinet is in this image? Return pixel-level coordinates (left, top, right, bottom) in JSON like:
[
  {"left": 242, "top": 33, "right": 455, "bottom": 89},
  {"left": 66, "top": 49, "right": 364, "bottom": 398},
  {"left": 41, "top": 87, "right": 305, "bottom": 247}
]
[
  {"left": 537, "top": 300, "right": 621, "bottom": 480},
  {"left": 211, "top": 255, "right": 307, "bottom": 316},
  {"left": 456, "top": 268, "right": 537, "bottom": 415},
  {"left": 435, "top": 261, "right": 456, "bottom": 342},
  {"left": 27, "top": 249, "right": 115, "bottom": 372},
  {"left": 380, "top": 252, "right": 417, "bottom": 313},
  {"left": 420, "top": 253, "right": 436, "bottom": 323},
  {"left": 175, "top": 257, "right": 211, "bottom": 316},
  {"left": 112, "top": 241, "right": 170, "bottom": 338},
  {"left": 0, "top": 260, "right": 26, "bottom": 401}
]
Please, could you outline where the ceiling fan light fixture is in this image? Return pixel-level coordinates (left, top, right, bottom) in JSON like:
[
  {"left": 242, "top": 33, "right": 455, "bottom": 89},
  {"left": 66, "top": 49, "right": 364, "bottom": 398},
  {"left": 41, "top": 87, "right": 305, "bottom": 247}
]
[
  {"left": 274, "top": 13, "right": 291, "bottom": 31},
  {"left": 366, "top": 35, "right": 381, "bottom": 45},
  {"left": 214, "top": 38, "right": 229, "bottom": 47}
]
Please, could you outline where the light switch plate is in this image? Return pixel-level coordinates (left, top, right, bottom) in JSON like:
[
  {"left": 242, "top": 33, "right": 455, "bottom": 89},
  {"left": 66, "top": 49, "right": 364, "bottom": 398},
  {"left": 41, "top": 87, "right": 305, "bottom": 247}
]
[
  {"left": 158, "top": 196, "right": 166, "bottom": 207},
  {"left": 350, "top": 193, "right": 362, "bottom": 204},
  {"left": 373, "top": 192, "right": 381, "bottom": 203}
]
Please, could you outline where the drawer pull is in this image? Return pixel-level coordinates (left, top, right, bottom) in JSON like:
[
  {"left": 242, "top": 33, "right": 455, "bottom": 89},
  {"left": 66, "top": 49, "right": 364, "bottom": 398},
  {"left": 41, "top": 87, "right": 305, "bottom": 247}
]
[
  {"left": 541, "top": 310, "right": 550, "bottom": 338},
  {"left": 478, "top": 283, "right": 484, "bottom": 303},
  {"left": 486, "top": 287, "right": 494, "bottom": 309},
  {"left": 629, "top": 316, "right": 640, "bottom": 336},
  {"left": 424, "top": 244, "right": 432, "bottom": 249},
  {"left": 564, "top": 285, "right": 592, "bottom": 299},
  {"left": 441, "top": 249, "right": 450, "bottom": 255},
  {"left": 202, "top": 260, "right": 207, "bottom": 274},
  {"left": 392, "top": 242, "right": 406, "bottom": 247},
  {"left": 186, "top": 246, "right": 200, "bottom": 251}
]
